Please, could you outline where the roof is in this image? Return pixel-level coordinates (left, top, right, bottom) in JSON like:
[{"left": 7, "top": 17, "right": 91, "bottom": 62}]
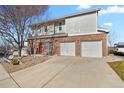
[
  {"left": 97, "top": 27, "right": 109, "bottom": 33},
  {"left": 29, "top": 8, "right": 100, "bottom": 27}
]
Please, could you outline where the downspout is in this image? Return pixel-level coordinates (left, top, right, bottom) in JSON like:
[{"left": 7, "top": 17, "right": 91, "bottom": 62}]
[{"left": 52, "top": 22, "right": 56, "bottom": 55}]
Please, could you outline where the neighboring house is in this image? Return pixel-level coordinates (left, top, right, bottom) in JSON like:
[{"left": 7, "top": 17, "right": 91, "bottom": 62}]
[{"left": 28, "top": 9, "right": 108, "bottom": 57}]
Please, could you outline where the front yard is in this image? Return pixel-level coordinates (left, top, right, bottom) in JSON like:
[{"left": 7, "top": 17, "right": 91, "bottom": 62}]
[
  {"left": 1, "top": 55, "right": 51, "bottom": 73},
  {"left": 108, "top": 60, "right": 124, "bottom": 81}
]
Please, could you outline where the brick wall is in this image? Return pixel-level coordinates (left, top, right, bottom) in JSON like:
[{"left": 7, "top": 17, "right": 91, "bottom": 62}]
[{"left": 28, "top": 33, "right": 108, "bottom": 57}]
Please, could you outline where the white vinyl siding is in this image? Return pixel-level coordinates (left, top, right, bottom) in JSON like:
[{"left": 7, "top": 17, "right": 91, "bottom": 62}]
[
  {"left": 81, "top": 41, "right": 102, "bottom": 57},
  {"left": 65, "top": 12, "right": 97, "bottom": 36},
  {"left": 60, "top": 42, "right": 75, "bottom": 56}
]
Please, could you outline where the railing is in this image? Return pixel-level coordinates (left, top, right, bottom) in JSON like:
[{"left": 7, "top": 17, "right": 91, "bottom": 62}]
[{"left": 28, "top": 31, "right": 68, "bottom": 39}]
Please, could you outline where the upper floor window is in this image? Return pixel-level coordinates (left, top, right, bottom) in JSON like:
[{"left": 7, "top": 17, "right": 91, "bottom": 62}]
[
  {"left": 59, "top": 22, "right": 62, "bottom": 31},
  {"left": 32, "top": 30, "right": 34, "bottom": 35},
  {"left": 44, "top": 26, "right": 47, "bottom": 32},
  {"left": 32, "top": 30, "right": 36, "bottom": 36},
  {"left": 40, "top": 29, "right": 42, "bottom": 34}
]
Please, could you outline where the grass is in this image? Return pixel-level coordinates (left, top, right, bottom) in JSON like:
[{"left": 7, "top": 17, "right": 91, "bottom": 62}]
[{"left": 108, "top": 60, "right": 124, "bottom": 81}]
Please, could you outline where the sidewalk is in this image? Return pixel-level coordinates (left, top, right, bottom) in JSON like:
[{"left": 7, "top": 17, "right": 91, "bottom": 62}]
[{"left": 0, "top": 64, "right": 19, "bottom": 88}]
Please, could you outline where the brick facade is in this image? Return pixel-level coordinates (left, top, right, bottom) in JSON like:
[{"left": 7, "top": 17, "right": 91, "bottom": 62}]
[{"left": 28, "top": 33, "right": 108, "bottom": 57}]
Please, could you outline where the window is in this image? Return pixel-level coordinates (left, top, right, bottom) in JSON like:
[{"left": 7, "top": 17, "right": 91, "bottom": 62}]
[
  {"left": 40, "top": 29, "right": 42, "bottom": 33},
  {"left": 59, "top": 22, "right": 62, "bottom": 31},
  {"left": 117, "top": 45, "right": 124, "bottom": 48},
  {"left": 32, "top": 30, "right": 34, "bottom": 34},
  {"left": 32, "top": 30, "right": 36, "bottom": 36},
  {"left": 44, "top": 26, "right": 47, "bottom": 32}
]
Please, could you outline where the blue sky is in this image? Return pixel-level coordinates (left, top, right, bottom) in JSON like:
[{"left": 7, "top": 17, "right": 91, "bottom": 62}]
[{"left": 46, "top": 5, "right": 124, "bottom": 44}]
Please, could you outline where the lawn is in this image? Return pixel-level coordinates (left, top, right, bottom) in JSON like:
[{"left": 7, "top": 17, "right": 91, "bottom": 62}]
[{"left": 108, "top": 60, "right": 124, "bottom": 81}]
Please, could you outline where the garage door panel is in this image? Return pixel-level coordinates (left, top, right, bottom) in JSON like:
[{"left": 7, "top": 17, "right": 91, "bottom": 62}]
[
  {"left": 81, "top": 41, "right": 102, "bottom": 57},
  {"left": 60, "top": 42, "right": 75, "bottom": 56}
]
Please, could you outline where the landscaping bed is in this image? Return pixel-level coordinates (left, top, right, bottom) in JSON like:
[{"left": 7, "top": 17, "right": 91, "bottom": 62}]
[
  {"left": 108, "top": 60, "right": 124, "bottom": 81},
  {"left": 1, "top": 55, "right": 51, "bottom": 73}
]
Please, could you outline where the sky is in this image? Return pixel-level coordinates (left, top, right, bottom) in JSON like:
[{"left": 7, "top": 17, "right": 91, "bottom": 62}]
[
  {"left": 46, "top": 5, "right": 124, "bottom": 45},
  {"left": 0, "top": 5, "right": 124, "bottom": 46}
]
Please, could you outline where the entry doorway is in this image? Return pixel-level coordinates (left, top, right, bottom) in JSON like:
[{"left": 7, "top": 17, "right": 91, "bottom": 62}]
[
  {"left": 38, "top": 42, "right": 44, "bottom": 54},
  {"left": 44, "top": 42, "right": 53, "bottom": 55}
]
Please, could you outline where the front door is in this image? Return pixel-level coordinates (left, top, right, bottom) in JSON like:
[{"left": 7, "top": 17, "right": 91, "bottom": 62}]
[{"left": 38, "top": 42, "right": 43, "bottom": 54}]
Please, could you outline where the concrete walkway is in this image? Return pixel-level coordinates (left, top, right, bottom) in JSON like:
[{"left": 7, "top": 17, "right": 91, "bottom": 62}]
[
  {"left": 0, "top": 64, "right": 19, "bottom": 88},
  {"left": 11, "top": 56, "right": 124, "bottom": 88},
  {"left": 104, "top": 54, "right": 124, "bottom": 62}
]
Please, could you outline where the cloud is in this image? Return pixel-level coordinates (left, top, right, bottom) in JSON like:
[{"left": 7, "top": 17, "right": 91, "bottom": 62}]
[
  {"left": 103, "top": 22, "right": 112, "bottom": 26},
  {"left": 99, "top": 5, "right": 124, "bottom": 15},
  {"left": 76, "top": 5, "right": 91, "bottom": 10}
]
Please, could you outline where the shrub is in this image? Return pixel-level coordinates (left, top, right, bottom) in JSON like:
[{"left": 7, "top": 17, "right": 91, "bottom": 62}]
[
  {"left": 11, "top": 59, "right": 19, "bottom": 65},
  {"left": 108, "top": 47, "right": 114, "bottom": 54}
]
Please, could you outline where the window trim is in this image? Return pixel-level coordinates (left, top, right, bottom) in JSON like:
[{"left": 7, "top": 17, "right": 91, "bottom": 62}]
[{"left": 59, "top": 22, "right": 62, "bottom": 31}]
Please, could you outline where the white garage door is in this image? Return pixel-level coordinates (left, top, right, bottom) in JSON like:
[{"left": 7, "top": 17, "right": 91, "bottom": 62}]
[
  {"left": 81, "top": 41, "right": 102, "bottom": 57},
  {"left": 60, "top": 42, "right": 75, "bottom": 56}
]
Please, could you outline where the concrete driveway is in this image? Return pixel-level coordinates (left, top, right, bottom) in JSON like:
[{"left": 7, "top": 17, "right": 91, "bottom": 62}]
[
  {"left": 10, "top": 56, "right": 124, "bottom": 88},
  {"left": 0, "top": 64, "right": 19, "bottom": 88}
]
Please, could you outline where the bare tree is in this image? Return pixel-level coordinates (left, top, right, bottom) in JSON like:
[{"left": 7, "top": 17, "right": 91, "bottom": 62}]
[
  {"left": 108, "top": 30, "right": 117, "bottom": 47},
  {"left": 0, "top": 37, "right": 12, "bottom": 57},
  {"left": 0, "top": 5, "right": 49, "bottom": 56}
]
